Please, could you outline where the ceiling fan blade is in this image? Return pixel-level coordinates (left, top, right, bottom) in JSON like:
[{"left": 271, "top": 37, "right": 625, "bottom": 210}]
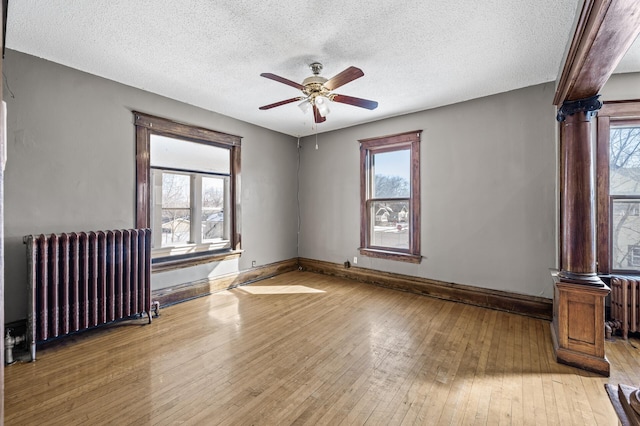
[
  {"left": 313, "top": 105, "right": 326, "bottom": 123},
  {"left": 331, "top": 94, "right": 378, "bottom": 110},
  {"left": 260, "top": 73, "right": 305, "bottom": 91},
  {"left": 259, "top": 97, "right": 304, "bottom": 110},
  {"left": 323, "top": 66, "right": 364, "bottom": 91}
]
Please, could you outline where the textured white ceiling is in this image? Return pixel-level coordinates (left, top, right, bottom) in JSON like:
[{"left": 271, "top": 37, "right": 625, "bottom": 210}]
[{"left": 5, "top": 0, "right": 640, "bottom": 136}]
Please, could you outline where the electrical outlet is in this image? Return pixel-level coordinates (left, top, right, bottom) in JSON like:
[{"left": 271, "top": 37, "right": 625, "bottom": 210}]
[
  {"left": 353, "top": 256, "right": 358, "bottom": 265},
  {"left": 252, "top": 260, "right": 256, "bottom": 267}
]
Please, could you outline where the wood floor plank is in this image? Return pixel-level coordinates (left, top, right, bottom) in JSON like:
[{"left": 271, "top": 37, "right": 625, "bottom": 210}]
[
  {"left": 523, "top": 318, "right": 547, "bottom": 426},
  {"left": 435, "top": 305, "right": 489, "bottom": 425},
  {"left": 4, "top": 271, "right": 639, "bottom": 425},
  {"left": 363, "top": 300, "right": 453, "bottom": 425},
  {"left": 393, "top": 302, "right": 466, "bottom": 425},
  {"left": 424, "top": 304, "right": 484, "bottom": 425},
  {"left": 460, "top": 308, "right": 499, "bottom": 425},
  {"left": 334, "top": 295, "right": 428, "bottom": 425}
]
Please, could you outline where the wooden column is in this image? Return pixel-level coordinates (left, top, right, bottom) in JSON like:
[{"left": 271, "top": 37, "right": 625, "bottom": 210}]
[
  {"left": 551, "top": 0, "right": 640, "bottom": 376},
  {"left": 558, "top": 96, "right": 603, "bottom": 284},
  {"left": 552, "top": 97, "right": 610, "bottom": 376}
]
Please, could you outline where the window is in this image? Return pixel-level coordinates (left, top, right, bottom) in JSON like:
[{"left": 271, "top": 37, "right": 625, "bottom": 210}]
[
  {"left": 596, "top": 102, "right": 640, "bottom": 273},
  {"left": 359, "top": 130, "right": 421, "bottom": 263},
  {"left": 135, "top": 112, "right": 241, "bottom": 269}
]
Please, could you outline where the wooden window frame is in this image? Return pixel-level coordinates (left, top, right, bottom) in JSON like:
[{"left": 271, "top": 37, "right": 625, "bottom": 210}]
[
  {"left": 596, "top": 101, "right": 640, "bottom": 274},
  {"left": 359, "top": 130, "right": 422, "bottom": 263},
  {"left": 134, "top": 112, "right": 242, "bottom": 270}
]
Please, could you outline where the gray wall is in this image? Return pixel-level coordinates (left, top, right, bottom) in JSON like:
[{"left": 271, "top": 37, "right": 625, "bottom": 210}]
[
  {"left": 5, "top": 47, "right": 639, "bottom": 322},
  {"left": 299, "top": 83, "right": 559, "bottom": 298},
  {"left": 3, "top": 50, "right": 299, "bottom": 322},
  {"left": 600, "top": 72, "right": 640, "bottom": 101},
  {"left": 297, "top": 72, "right": 640, "bottom": 300}
]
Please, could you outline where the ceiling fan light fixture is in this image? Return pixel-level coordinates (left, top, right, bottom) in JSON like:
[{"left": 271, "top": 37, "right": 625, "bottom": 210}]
[
  {"left": 315, "top": 96, "right": 330, "bottom": 117},
  {"left": 259, "top": 62, "right": 377, "bottom": 124},
  {"left": 298, "top": 99, "right": 311, "bottom": 114}
]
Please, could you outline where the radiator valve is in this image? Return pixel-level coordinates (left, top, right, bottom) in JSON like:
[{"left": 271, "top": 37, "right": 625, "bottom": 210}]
[
  {"left": 5, "top": 329, "right": 25, "bottom": 365},
  {"left": 605, "top": 320, "right": 622, "bottom": 339}
]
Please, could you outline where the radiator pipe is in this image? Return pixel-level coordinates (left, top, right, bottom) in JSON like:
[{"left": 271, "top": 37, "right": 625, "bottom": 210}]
[
  {"left": 5, "top": 329, "right": 25, "bottom": 365},
  {"left": 605, "top": 322, "right": 612, "bottom": 340}
]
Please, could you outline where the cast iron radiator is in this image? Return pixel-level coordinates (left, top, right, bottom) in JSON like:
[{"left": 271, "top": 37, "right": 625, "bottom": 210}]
[
  {"left": 610, "top": 275, "right": 640, "bottom": 339},
  {"left": 24, "top": 228, "right": 154, "bottom": 360}
]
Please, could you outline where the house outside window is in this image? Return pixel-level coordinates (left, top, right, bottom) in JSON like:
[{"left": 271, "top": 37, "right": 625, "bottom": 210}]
[
  {"left": 359, "top": 130, "right": 421, "bottom": 263},
  {"left": 134, "top": 112, "right": 241, "bottom": 269},
  {"left": 628, "top": 245, "right": 640, "bottom": 268},
  {"left": 596, "top": 102, "right": 640, "bottom": 273}
]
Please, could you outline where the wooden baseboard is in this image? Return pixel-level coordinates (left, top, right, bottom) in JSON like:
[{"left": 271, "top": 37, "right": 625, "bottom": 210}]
[
  {"left": 7, "top": 256, "right": 551, "bottom": 329},
  {"left": 152, "top": 258, "right": 299, "bottom": 307},
  {"left": 298, "top": 257, "right": 553, "bottom": 321}
]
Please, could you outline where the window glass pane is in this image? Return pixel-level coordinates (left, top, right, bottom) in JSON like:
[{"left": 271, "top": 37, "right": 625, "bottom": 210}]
[
  {"left": 370, "top": 200, "right": 410, "bottom": 249},
  {"left": 610, "top": 126, "right": 640, "bottom": 195},
  {"left": 202, "top": 176, "right": 225, "bottom": 241},
  {"left": 611, "top": 200, "right": 640, "bottom": 269},
  {"left": 162, "top": 173, "right": 190, "bottom": 208},
  {"left": 160, "top": 173, "right": 190, "bottom": 247},
  {"left": 373, "top": 149, "right": 410, "bottom": 198},
  {"left": 150, "top": 134, "right": 230, "bottom": 174},
  {"left": 161, "top": 208, "right": 191, "bottom": 246}
]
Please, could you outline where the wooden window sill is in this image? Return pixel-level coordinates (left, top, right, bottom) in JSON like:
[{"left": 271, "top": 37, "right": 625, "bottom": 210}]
[
  {"left": 152, "top": 250, "right": 243, "bottom": 273},
  {"left": 359, "top": 248, "right": 422, "bottom": 264}
]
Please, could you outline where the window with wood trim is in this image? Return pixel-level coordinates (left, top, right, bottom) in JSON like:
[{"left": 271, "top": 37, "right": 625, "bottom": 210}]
[
  {"left": 134, "top": 112, "right": 241, "bottom": 269},
  {"left": 359, "top": 130, "right": 421, "bottom": 263},
  {"left": 596, "top": 101, "right": 640, "bottom": 274}
]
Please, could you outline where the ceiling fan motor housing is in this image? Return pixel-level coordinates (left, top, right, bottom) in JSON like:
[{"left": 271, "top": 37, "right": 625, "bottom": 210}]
[
  {"left": 302, "top": 77, "right": 329, "bottom": 98},
  {"left": 302, "top": 62, "right": 330, "bottom": 98}
]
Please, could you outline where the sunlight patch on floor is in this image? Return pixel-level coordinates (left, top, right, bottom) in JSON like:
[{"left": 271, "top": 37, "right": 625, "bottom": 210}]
[{"left": 237, "top": 285, "right": 325, "bottom": 295}]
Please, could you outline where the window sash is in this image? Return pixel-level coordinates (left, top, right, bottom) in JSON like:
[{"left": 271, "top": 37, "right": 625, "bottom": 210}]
[
  {"left": 371, "top": 149, "right": 411, "bottom": 199},
  {"left": 151, "top": 168, "right": 230, "bottom": 255},
  {"left": 367, "top": 198, "right": 412, "bottom": 252}
]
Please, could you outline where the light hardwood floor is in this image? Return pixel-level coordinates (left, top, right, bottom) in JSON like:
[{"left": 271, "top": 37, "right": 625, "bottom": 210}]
[{"left": 5, "top": 271, "right": 640, "bottom": 425}]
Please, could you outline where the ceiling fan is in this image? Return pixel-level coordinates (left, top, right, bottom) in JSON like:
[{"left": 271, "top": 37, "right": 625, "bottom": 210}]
[{"left": 259, "top": 62, "right": 378, "bottom": 123}]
